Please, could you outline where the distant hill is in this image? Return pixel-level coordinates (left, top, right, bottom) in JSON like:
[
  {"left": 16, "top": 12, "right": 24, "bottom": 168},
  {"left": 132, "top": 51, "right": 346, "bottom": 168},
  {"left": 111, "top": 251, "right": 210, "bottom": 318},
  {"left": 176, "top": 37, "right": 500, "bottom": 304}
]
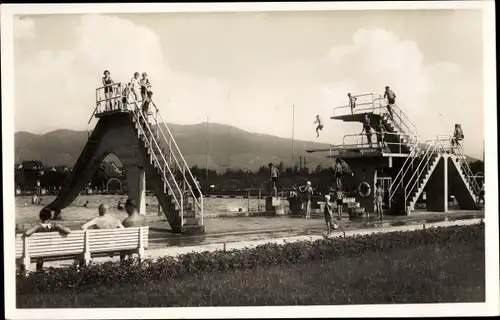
[
  {"left": 14, "top": 122, "right": 480, "bottom": 170},
  {"left": 14, "top": 123, "right": 331, "bottom": 171}
]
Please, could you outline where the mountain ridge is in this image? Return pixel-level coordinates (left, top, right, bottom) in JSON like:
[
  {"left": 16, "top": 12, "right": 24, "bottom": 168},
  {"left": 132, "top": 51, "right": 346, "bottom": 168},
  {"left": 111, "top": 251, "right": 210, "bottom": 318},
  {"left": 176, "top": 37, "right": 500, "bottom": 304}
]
[{"left": 15, "top": 122, "right": 480, "bottom": 170}]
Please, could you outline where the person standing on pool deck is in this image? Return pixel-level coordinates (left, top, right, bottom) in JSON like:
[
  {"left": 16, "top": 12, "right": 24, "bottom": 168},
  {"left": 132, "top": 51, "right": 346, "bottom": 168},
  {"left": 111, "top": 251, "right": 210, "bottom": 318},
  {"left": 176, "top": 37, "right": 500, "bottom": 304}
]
[
  {"left": 374, "top": 182, "right": 384, "bottom": 220},
  {"left": 300, "top": 181, "right": 313, "bottom": 219},
  {"left": 268, "top": 163, "right": 280, "bottom": 197},
  {"left": 383, "top": 86, "right": 396, "bottom": 119},
  {"left": 323, "top": 194, "right": 338, "bottom": 235},
  {"left": 335, "top": 188, "right": 344, "bottom": 220},
  {"left": 348, "top": 93, "right": 357, "bottom": 115}
]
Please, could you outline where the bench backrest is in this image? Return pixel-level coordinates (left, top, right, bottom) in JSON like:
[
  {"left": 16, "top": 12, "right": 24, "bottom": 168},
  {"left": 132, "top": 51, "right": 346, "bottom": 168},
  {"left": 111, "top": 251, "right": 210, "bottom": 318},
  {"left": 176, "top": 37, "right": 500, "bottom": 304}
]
[{"left": 16, "top": 226, "right": 149, "bottom": 259}]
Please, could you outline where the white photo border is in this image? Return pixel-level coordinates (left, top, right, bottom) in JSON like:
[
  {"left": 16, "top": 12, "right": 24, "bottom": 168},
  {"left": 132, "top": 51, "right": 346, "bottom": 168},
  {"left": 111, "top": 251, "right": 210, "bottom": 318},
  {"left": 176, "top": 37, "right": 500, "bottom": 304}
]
[{"left": 2, "top": 1, "right": 498, "bottom": 319}]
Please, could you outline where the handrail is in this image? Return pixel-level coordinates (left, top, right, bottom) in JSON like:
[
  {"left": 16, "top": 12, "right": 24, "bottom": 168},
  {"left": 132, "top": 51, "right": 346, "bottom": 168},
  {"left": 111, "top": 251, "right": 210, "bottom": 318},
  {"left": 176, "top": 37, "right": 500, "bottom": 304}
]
[
  {"left": 404, "top": 137, "right": 443, "bottom": 206},
  {"left": 388, "top": 140, "right": 424, "bottom": 203},
  {"left": 90, "top": 82, "right": 129, "bottom": 124},
  {"left": 449, "top": 138, "right": 481, "bottom": 197},
  {"left": 332, "top": 93, "right": 382, "bottom": 115},
  {"left": 339, "top": 131, "right": 417, "bottom": 154},
  {"left": 126, "top": 97, "right": 184, "bottom": 220},
  {"left": 148, "top": 100, "right": 204, "bottom": 220}
]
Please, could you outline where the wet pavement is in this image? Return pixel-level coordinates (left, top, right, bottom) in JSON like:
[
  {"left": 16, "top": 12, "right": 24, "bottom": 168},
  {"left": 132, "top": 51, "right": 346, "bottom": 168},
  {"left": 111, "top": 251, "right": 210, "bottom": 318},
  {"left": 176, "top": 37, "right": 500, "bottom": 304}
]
[{"left": 145, "top": 210, "right": 484, "bottom": 248}]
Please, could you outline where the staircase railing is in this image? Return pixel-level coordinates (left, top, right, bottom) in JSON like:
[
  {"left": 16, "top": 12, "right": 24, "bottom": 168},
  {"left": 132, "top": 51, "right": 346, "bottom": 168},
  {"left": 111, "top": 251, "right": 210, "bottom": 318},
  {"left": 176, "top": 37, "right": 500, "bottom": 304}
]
[
  {"left": 338, "top": 132, "right": 417, "bottom": 154},
  {"left": 372, "top": 97, "right": 419, "bottom": 147},
  {"left": 388, "top": 139, "right": 425, "bottom": 203},
  {"left": 404, "top": 137, "right": 443, "bottom": 210},
  {"left": 128, "top": 101, "right": 185, "bottom": 219},
  {"left": 439, "top": 135, "right": 481, "bottom": 199},
  {"left": 143, "top": 100, "right": 204, "bottom": 225}
]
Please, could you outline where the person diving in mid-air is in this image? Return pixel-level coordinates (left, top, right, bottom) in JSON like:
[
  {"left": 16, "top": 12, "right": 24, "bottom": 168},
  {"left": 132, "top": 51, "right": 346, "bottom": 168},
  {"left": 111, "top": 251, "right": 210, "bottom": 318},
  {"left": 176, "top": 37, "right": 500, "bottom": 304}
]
[{"left": 314, "top": 115, "right": 324, "bottom": 138}]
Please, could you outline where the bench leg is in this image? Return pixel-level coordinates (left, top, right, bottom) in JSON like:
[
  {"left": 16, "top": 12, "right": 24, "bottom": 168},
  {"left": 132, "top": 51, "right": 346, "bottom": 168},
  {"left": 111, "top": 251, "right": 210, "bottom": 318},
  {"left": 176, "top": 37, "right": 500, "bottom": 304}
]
[
  {"left": 138, "top": 248, "right": 145, "bottom": 262},
  {"left": 22, "top": 257, "right": 31, "bottom": 272},
  {"left": 35, "top": 260, "right": 44, "bottom": 272},
  {"left": 79, "top": 253, "right": 92, "bottom": 267}
]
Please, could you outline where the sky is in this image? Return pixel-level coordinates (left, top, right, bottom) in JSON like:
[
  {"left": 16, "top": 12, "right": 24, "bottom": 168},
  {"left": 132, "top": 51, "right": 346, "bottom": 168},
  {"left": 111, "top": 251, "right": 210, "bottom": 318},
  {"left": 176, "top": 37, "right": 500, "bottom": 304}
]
[{"left": 13, "top": 9, "right": 485, "bottom": 159}]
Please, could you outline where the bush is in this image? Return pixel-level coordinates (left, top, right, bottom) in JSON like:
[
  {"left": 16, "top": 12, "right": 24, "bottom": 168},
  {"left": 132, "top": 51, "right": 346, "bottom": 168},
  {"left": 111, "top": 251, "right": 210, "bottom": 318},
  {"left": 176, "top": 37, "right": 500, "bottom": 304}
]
[{"left": 16, "top": 223, "right": 484, "bottom": 294}]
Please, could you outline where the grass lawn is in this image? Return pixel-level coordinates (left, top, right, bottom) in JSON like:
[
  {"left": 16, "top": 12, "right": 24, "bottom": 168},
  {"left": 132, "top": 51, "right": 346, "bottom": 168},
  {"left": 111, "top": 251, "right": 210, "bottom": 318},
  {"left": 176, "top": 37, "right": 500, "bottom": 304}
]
[{"left": 17, "top": 238, "right": 484, "bottom": 308}]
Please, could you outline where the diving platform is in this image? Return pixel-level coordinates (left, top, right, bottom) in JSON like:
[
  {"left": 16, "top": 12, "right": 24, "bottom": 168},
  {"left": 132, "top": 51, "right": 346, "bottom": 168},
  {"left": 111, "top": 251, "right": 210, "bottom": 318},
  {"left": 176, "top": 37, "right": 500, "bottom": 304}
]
[
  {"left": 48, "top": 82, "right": 205, "bottom": 234},
  {"left": 313, "top": 92, "right": 481, "bottom": 217}
]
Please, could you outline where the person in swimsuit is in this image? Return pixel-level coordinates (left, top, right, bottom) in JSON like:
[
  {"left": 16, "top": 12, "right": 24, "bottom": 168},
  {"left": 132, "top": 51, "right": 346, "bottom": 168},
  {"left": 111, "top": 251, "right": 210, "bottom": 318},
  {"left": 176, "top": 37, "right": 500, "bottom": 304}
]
[
  {"left": 348, "top": 93, "right": 357, "bottom": 115},
  {"left": 120, "top": 199, "right": 146, "bottom": 261},
  {"left": 139, "top": 72, "right": 152, "bottom": 101},
  {"left": 122, "top": 199, "right": 146, "bottom": 228},
  {"left": 333, "top": 158, "right": 344, "bottom": 189},
  {"left": 383, "top": 86, "right": 396, "bottom": 119},
  {"left": 374, "top": 182, "right": 384, "bottom": 220},
  {"left": 335, "top": 188, "right": 344, "bottom": 220},
  {"left": 130, "top": 72, "right": 142, "bottom": 104},
  {"left": 299, "top": 181, "right": 313, "bottom": 219},
  {"left": 24, "top": 208, "right": 72, "bottom": 271},
  {"left": 451, "top": 124, "right": 464, "bottom": 152},
  {"left": 268, "top": 163, "right": 280, "bottom": 197},
  {"left": 314, "top": 115, "right": 324, "bottom": 138},
  {"left": 362, "top": 114, "right": 374, "bottom": 148},
  {"left": 81, "top": 204, "right": 124, "bottom": 230},
  {"left": 102, "top": 70, "right": 115, "bottom": 111},
  {"left": 376, "top": 118, "right": 387, "bottom": 150},
  {"left": 323, "top": 195, "right": 338, "bottom": 235}
]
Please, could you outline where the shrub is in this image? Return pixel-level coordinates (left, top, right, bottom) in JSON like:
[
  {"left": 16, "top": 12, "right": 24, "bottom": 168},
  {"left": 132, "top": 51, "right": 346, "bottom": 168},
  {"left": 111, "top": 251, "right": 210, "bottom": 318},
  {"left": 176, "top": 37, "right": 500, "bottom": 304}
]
[{"left": 16, "top": 223, "right": 484, "bottom": 294}]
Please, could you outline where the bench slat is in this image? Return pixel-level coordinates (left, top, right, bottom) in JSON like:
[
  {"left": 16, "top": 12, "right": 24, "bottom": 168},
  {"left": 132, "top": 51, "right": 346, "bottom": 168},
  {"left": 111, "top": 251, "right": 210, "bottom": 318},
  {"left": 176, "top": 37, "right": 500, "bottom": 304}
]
[
  {"left": 87, "top": 227, "right": 148, "bottom": 234},
  {"left": 88, "top": 234, "right": 148, "bottom": 242},
  {"left": 29, "top": 249, "right": 84, "bottom": 258}
]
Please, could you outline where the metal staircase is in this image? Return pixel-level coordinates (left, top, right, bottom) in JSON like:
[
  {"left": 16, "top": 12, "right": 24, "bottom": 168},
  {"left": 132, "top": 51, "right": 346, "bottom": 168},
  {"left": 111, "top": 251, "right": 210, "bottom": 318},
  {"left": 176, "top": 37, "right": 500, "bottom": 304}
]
[
  {"left": 448, "top": 137, "right": 481, "bottom": 203},
  {"left": 116, "top": 83, "right": 204, "bottom": 230},
  {"left": 402, "top": 138, "right": 444, "bottom": 213},
  {"left": 390, "top": 135, "right": 480, "bottom": 214}
]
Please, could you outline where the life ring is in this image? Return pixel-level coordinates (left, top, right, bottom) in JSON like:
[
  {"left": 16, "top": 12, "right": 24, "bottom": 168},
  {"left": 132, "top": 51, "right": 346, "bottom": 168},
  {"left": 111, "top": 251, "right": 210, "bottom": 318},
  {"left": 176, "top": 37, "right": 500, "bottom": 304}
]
[{"left": 358, "top": 181, "right": 371, "bottom": 198}]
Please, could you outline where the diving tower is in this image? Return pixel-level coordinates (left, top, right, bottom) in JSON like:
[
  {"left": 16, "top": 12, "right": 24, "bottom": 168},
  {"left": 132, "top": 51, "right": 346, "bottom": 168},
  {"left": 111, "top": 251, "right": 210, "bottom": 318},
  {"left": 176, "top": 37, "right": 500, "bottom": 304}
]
[
  {"left": 307, "top": 93, "right": 481, "bottom": 216},
  {"left": 45, "top": 82, "right": 204, "bottom": 234}
]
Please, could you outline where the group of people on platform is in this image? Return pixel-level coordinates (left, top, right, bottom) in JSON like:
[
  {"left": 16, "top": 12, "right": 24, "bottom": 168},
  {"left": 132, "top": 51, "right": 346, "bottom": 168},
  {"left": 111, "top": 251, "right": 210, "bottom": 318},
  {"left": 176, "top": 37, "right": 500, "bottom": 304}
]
[
  {"left": 315, "top": 86, "right": 396, "bottom": 143},
  {"left": 101, "top": 70, "right": 153, "bottom": 113},
  {"left": 361, "top": 114, "right": 389, "bottom": 150},
  {"left": 23, "top": 199, "right": 146, "bottom": 271}
]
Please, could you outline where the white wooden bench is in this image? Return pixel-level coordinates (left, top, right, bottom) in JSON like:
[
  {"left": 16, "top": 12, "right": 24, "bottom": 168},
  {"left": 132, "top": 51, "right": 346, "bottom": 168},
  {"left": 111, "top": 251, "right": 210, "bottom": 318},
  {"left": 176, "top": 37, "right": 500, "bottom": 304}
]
[{"left": 16, "top": 226, "right": 149, "bottom": 271}]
